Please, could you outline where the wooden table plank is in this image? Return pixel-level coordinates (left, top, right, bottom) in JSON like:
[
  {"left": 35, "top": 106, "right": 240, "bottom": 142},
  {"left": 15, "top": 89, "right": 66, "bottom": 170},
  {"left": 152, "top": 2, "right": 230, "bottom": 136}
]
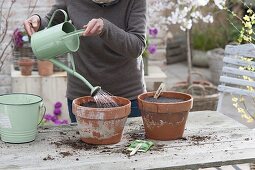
[{"left": 0, "top": 111, "right": 255, "bottom": 170}]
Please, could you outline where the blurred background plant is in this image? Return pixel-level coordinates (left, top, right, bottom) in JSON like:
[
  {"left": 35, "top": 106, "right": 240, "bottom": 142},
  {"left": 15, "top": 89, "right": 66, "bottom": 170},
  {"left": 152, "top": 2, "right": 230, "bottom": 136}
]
[
  {"left": 142, "top": 27, "right": 158, "bottom": 57},
  {"left": 142, "top": 27, "right": 158, "bottom": 75},
  {"left": 226, "top": 0, "right": 255, "bottom": 122},
  {"left": 12, "top": 28, "right": 29, "bottom": 48},
  {"left": 0, "top": 0, "right": 38, "bottom": 71},
  {"left": 41, "top": 102, "right": 69, "bottom": 125},
  {"left": 0, "top": 0, "right": 16, "bottom": 71},
  {"left": 192, "top": 10, "right": 240, "bottom": 51},
  {"left": 148, "top": 0, "right": 226, "bottom": 85}
]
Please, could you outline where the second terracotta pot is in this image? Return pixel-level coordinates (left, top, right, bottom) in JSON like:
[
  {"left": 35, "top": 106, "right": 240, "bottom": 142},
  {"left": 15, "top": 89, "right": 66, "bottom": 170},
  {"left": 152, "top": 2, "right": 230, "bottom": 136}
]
[
  {"left": 72, "top": 96, "right": 131, "bottom": 145},
  {"left": 18, "top": 57, "right": 34, "bottom": 76},
  {"left": 138, "top": 91, "right": 193, "bottom": 140},
  {"left": 37, "top": 60, "right": 54, "bottom": 76}
]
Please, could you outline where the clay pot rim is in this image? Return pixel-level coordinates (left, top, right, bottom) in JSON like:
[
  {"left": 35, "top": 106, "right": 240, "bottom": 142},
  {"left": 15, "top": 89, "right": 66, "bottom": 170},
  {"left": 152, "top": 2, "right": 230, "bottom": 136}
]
[
  {"left": 138, "top": 91, "right": 193, "bottom": 105},
  {"left": 73, "top": 96, "right": 131, "bottom": 110},
  {"left": 18, "top": 58, "right": 35, "bottom": 66}
]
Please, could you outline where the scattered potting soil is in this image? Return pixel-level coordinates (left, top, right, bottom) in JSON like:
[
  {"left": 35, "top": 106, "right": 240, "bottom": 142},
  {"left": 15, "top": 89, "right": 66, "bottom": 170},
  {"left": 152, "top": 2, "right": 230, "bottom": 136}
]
[
  {"left": 43, "top": 154, "right": 55, "bottom": 161},
  {"left": 189, "top": 135, "right": 211, "bottom": 144},
  {"left": 152, "top": 144, "right": 165, "bottom": 151},
  {"left": 180, "top": 137, "right": 187, "bottom": 141},
  {"left": 59, "top": 132, "right": 67, "bottom": 135},
  {"left": 51, "top": 139, "right": 99, "bottom": 150},
  {"left": 144, "top": 96, "right": 185, "bottom": 103},
  {"left": 129, "top": 133, "right": 145, "bottom": 140},
  {"left": 59, "top": 151, "right": 72, "bottom": 158},
  {"left": 80, "top": 101, "right": 122, "bottom": 108}
]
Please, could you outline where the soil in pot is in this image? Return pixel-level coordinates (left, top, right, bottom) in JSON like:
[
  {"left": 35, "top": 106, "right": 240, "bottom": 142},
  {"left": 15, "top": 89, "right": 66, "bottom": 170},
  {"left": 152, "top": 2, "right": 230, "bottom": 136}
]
[
  {"left": 81, "top": 101, "right": 123, "bottom": 108},
  {"left": 144, "top": 96, "right": 185, "bottom": 103},
  {"left": 138, "top": 91, "right": 193, "bottom": 141},
  {"left": 73, "top": 96, "right": 131, "bottom": 145},
  {"left": 18, "top": 57, "right": 34, "bottom": 76}
]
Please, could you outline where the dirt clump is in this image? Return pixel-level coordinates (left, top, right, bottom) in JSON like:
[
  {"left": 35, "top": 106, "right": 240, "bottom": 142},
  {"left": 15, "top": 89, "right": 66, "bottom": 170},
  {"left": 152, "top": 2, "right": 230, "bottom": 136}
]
[
  {"left": 59, "top": 151, "right": 72, "bottom": 158},
  {"left": 43, "top": 155, "right": 55, "bottom": 161}
]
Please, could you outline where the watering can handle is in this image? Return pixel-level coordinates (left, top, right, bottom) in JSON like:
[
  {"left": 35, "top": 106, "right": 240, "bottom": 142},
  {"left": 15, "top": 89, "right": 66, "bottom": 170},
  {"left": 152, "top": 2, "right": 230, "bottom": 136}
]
[{"left": 47, "top": 9, "right": 68, "bottom": 28}]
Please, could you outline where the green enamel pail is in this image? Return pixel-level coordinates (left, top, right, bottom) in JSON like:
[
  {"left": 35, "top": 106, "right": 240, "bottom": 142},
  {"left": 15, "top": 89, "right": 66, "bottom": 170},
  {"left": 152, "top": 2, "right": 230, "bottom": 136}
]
[{"left": 0, "top": 93, "right": 45, "bottom": 143}]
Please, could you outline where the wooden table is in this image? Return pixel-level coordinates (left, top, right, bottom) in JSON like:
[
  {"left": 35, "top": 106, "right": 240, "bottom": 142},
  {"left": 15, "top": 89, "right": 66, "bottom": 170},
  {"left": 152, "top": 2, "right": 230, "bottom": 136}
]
[{"left": 1, "top": 111, "right": 255, "bottom": 170}]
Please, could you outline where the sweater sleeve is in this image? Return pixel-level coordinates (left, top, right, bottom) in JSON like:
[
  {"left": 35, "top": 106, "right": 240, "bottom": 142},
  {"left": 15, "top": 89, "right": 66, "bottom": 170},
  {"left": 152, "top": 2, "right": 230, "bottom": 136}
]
[
  {"left": 99, "top": 0, "right": 147, "bottom": 58},
  {"left": 39, "top": 0, "right": 68, "bottom": 30}
]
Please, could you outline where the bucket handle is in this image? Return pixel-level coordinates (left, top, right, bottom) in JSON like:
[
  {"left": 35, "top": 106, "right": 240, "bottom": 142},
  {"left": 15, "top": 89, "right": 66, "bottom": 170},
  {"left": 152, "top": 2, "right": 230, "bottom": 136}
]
[
  {"left": 47, "top": 9, "right": 68, "bottom": 28},
  {"left": 38, "top": 103, "right": 46, "bottom": 126}
]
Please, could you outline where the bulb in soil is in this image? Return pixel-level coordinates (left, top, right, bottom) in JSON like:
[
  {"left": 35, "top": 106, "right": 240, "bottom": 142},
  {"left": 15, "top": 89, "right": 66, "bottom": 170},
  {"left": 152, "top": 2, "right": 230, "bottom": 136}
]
[{"left": 93, "top": 89, "right": 119, "bottom": 108}]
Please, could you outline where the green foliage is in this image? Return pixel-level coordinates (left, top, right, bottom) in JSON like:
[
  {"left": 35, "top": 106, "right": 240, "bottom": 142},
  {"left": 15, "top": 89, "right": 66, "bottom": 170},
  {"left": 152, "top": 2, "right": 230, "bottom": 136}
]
[{"left": 192, "top": 11, "right": 241, "bottom": 51}]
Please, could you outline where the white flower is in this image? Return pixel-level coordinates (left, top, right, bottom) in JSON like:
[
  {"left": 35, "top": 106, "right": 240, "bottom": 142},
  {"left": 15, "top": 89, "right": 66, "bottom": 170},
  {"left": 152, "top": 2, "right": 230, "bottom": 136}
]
[
  {"left": 148, "top": 0, "right": 225, "bottom": 31},
  {"left": 214, "top": 0, "right": 226, "bottom": 9},
  {"left": 22, "top": 35, "right": 29, "bottom": 42}
]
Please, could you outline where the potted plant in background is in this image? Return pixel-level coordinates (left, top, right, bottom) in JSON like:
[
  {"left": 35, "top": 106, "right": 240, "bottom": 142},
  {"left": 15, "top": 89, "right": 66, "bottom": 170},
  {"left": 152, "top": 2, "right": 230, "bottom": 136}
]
[
  {"left": 226, "top": 1, "right": 255, "bottom": 122},
  {"left": 142, "top": 27, "right": 158, "bottom": 76},
  {"left": 148, "top": 0, "right": 226, "bottom": 111},
  {"left": 191, "top": 9, "right": 238, "bottom": 68},
  {"left": 13, "top": 29, "right": 35, "bottom": 76},
  {"left": 41, "top": 102, "right": 68, "bottom": 125},
  {"left": 37, "top": 60, "right": 54, "bottom": 76},
  {"left": 0, "top": 0, "right": 38, "bottom": 73},
  {"left": 18, "top": 57, "right": 34, "bottom": 76},
  {"left": 12, "top": 28, "right": 37, "bottom": 72}
]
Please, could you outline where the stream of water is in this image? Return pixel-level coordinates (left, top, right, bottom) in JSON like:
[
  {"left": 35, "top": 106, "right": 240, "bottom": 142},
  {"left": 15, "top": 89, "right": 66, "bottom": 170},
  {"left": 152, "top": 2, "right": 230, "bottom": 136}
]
[{"left": 93, "top": 89, "right": 119, "bottom": 108}]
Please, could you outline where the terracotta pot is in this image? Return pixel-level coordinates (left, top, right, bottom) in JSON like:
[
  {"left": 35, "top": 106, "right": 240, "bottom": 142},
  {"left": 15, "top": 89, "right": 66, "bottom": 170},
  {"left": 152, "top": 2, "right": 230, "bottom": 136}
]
[
  {"left": 18, "top": 57, "right": 34, "bottom": 76},
  {"left": 138, "top": 91, "right": 193, "bottom": 140},
  {"left": 72, "top": 96, "right": 131, "bottom": 145},
  {"left": 37, "top": 60, "right": 54, "bottom": 76}
]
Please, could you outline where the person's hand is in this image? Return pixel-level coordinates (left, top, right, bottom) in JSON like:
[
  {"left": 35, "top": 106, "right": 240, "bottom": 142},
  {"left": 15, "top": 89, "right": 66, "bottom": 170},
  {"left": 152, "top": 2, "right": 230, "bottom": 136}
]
[
  {"left": 83, "top": 18, "right": 104, "bottom": 36},
  {"left": 23, "top": 15, "right": 40, "bottom": 36}
]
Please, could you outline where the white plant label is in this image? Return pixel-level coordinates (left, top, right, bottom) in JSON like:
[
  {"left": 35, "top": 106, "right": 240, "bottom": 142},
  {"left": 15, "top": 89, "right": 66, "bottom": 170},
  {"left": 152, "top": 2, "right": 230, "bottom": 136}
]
[{"left": 0, "top": 113, "right": 12, "bottom": 128}]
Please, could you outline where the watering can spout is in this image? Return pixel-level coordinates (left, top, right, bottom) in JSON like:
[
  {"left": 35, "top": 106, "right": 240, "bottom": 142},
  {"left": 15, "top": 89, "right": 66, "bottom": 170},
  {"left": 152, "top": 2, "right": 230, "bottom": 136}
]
[
  {"left": 91, "top": 86, "right": 101, "bottom": 97},
  {"left": 49, "top": 58, "right": 101, "bottom": 97}
]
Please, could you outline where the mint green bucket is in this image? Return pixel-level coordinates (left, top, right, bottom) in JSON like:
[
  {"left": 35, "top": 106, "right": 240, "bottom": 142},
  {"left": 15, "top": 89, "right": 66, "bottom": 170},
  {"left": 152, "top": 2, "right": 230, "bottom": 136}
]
[{"left": 0, "top": 93, "right": 45, "bottom": 143}]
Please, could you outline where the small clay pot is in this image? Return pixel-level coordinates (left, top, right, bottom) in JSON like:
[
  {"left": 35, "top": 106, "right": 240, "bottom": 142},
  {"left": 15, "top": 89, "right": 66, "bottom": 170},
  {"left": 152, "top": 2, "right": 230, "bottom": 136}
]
[
  {"left": 72, "top": 96, "right": 131, "bottom": 145},
  {"left": 138, "top": 91, "right": 193, "bottom": 140},
  {"left": 18, "top": 57, "right": 34, "bottom": 76},
  {"left": 37, "top": 60, "right": 54, "bottom": 76}
]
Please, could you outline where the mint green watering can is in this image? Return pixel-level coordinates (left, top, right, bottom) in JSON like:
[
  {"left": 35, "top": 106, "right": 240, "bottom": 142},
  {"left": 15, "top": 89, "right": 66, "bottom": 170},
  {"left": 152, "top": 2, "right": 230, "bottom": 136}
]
[{"left": 31, "top": 9, "right": 100, "bottom": 96}]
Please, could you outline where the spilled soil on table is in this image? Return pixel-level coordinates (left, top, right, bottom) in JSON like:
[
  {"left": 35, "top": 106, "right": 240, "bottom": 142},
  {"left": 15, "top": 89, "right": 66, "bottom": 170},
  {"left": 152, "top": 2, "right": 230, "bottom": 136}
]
[
  {"left": 43, "top": 122, "right": 214, "bottom": 160},
  {"left": 51, "top": 139, "right": 99, "bottom": 150}
]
